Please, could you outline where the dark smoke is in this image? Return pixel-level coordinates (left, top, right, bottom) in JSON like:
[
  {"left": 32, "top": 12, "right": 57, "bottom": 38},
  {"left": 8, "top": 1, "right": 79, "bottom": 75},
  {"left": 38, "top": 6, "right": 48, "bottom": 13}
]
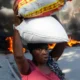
[
  {"left": 68, "top": 17, "right": 80, "bottom": 40},
  {"left": 0, "top": 31, "right": 8, "bottom": 51},
  {"left": 0, "top": 0, "right": 14, "bottom": 50},
  {"left": 58, "top": 0, "right": 80, "bottom": 40}
]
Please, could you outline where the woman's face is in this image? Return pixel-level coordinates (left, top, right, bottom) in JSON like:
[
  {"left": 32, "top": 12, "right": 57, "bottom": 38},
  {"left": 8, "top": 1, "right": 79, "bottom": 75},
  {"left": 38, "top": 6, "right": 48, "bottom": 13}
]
[{"left": 32, "top": 46, "right": 49, "bottom": 64}]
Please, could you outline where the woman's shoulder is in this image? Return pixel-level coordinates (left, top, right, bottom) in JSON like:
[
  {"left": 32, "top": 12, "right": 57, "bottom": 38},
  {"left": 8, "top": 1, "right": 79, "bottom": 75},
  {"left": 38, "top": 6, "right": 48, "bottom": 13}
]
[{"left": 27, "top": 59, "right": 36, "bottom": 70}]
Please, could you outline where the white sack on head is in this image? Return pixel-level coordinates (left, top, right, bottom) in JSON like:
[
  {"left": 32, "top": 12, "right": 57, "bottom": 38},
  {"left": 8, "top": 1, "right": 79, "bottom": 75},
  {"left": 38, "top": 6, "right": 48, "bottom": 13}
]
[{"left": 16, "top": 16, "right": 69, "bottom": 43}]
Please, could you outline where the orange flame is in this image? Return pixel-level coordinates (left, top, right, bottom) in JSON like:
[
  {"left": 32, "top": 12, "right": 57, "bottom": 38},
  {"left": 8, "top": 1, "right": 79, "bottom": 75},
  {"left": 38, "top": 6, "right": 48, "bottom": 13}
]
[
  {"left": 48, "top": 43, "right": 56, "bottom": 49},
  {"left": 67, "top": 38, "right": 80, "bottom": 47},
  {"left": 6, "top": 37, "right": 26, "bottom": 53},
  {"left": 6, "top": 36, "right": 80, "bottom": 52},
  {"left": 6, "top": 37, "right": 13, "bottom": 53},
  {"left": 48, "top": 37, "right": 80, "bottom": 49}
]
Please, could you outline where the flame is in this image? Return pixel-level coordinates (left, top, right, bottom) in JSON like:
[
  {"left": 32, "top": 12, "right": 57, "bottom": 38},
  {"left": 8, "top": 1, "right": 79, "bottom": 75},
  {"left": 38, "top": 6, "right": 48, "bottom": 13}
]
[
  {"left": 6, "top": 37, "right": 13, "bottom": 53},
  {"left": 67, "top": 38, "right": 80, "bottom": 47},
  {"left": 48, "top": 37, "right": 80, "bottom": 49},
  {"left": 48, "top": 43, "right": 56, "bottom": 49},
  {"left": 23, "top": 48, "right": 26, "bottom": 53},
  {"left": 6, "top": 37, "right": 26, "bottom": 53},
  {"left": 6, "top": 36, "right": 80, "bottom": 52}
]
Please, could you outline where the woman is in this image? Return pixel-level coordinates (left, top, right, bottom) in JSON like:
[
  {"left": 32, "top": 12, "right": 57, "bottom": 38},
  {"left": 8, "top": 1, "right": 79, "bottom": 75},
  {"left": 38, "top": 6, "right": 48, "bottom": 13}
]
[
  {"left": 13, "top": 1, "right": 67, "bottom": 80},
  {"left": 13, "top": 15, "right": 67, "bottom": 80}
]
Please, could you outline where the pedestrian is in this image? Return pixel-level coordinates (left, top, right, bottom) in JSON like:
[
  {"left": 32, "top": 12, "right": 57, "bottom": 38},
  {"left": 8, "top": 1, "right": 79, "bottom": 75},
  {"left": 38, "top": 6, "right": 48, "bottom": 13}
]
[
  {"left": 13, "top": 15, "right": 67, "bottom": 80},
  {"left": 13, "top": 1, "right": 67, "bottom": 80}
]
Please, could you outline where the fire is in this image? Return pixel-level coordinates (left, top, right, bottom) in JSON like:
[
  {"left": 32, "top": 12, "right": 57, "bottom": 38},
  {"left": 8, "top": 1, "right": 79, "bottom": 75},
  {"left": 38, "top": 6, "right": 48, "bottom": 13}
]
[
  {"left": 67, "top": 38, "right": 80, "bottom": 47},
  {"left": 6, "top": 37, "right": 13, "bottom": 53},
  {"left": 6, "top": 37, "right": 26, "bottom": 53},
  {"left": 48, "top": 43, "right": 56, "bottom": 49},
  {"left": 48, "top": 37, "right": 80, "bottom": 49},
  {"left": 23, "top": 48, "right": 26, "bottom": 53},
  {"left": 6, "top": 36, "right": 80, "bottom": 52}
]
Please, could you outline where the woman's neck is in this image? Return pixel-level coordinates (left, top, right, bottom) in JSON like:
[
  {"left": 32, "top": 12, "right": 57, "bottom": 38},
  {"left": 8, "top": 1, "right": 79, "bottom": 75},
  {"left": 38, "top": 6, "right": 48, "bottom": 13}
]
[{"left": 32, "top": 59, "right": 47, "bottom": 66}]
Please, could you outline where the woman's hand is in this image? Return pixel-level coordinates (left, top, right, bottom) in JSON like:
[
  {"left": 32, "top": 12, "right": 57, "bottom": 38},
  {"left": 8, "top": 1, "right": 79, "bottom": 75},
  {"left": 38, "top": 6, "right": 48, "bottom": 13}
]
[
  {"left": 13, "top": 0, "right": 22, "bottom": 26},
  {"left": 13, "top": 0, "right": 18, "bottom": 15},
  {"left": 49, "top": 42, "right": 67, "bottom": 61},
  {"left": 13, "top": 14, "right": 22, "bottom": 26}
]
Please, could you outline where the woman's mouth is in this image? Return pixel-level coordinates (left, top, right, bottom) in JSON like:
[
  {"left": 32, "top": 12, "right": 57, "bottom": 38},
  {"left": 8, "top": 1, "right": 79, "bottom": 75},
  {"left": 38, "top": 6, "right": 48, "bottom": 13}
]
[{"left": 43, "top": 55, "right": 48, "bottom": 60}]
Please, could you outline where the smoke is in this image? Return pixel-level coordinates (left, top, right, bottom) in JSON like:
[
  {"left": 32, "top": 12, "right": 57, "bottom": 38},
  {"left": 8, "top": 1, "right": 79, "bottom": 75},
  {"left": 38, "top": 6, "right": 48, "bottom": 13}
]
[
  {"left": 0, "top": 0, "right": 15, "bottom": 35},
  {"left": 58, "top": 0, "right": 80, "bottom": 40},
  {"left": 0, "top": 0, "right": 15, "bottom": 50}
]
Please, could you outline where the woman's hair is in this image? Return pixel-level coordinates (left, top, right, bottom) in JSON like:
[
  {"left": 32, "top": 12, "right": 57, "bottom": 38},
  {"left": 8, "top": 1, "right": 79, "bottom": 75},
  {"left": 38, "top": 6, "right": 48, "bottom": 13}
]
[{"left": 27, "top": 43, "right": 48, "bottom": 53}]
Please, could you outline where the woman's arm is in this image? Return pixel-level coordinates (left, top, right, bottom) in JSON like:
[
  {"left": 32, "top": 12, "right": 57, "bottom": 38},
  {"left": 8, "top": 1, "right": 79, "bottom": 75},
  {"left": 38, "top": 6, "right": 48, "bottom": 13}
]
[
  {"left": 13, "top": 1, "right": 30, "bottom": 75},
  {"left": 13, "top": 29, "right": 30, "bottom": 75},
  {"left": 51, "top": 14, "right": 67, "bottom": 61},
  {"left": 49, "top": 42, "right": 67, "bottom": 61}
]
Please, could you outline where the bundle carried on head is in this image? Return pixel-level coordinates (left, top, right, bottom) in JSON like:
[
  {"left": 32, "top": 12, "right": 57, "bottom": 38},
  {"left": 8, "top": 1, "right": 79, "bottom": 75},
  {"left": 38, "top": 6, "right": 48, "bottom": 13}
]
[
  {"left": 15, "top": 16, "right": 69, "bottom": 43},
  {"left": 15, "top": 0, "right": 66, "bottom": 18},
  {"left": 14, "top": 0, "right": 69, "bottom": 43}
]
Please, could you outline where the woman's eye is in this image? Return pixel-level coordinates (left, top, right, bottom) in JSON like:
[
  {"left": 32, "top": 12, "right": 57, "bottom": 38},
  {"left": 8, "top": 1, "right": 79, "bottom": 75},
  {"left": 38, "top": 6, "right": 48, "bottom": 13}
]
[
  {"left": 35, "top": 48, "right": 42, "bottom": 51},
  {"left": 37, "top": 48, "right": 42, "bottom": 51},
  {"left": 36, "top": 48, "right": 48, "bottom": 51}
]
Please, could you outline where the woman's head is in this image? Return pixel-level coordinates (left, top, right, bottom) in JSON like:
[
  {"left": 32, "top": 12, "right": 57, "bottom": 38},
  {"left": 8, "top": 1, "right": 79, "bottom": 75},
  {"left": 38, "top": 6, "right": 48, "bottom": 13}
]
[{"left": 27, "top": 43, "right": 49, "bottom": 64}]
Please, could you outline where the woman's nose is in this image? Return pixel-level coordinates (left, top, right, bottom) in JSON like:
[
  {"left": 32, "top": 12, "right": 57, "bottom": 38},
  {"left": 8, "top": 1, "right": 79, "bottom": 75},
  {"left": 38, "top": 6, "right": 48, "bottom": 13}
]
[{"left": 41, "top": 49, "right": 48, "bottom": 54}]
